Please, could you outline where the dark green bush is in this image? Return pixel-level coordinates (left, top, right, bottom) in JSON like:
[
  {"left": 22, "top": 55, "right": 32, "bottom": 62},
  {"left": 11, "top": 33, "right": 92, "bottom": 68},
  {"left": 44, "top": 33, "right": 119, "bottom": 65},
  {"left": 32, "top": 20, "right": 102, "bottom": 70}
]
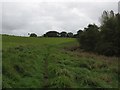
[
  {"left": 77, "top": 11, "right": 120, "bottom": 56},
  {"left": 78, "top": 24, "right": 99, "bottom": 52}
]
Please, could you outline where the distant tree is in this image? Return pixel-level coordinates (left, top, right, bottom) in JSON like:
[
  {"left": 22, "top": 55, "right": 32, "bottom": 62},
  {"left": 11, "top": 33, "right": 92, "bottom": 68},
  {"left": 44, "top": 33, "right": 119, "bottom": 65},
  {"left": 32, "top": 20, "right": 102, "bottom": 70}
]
[
  {"left": 60, "top": 31, "right": 67, "bottom": 37},
  {"left": 43, "top": 34, "right": 47, "bottom": 37},
  {"left": 28, "top": 33, "right": 30, "bottom": 35},
  {"left": 67, "top": 32, "right": 73, "bottom": 37},
  {"left": 77, "top": 30, "right": 83, "bottom": 35},
  {"left": 45, "top": 31, "right": 59, "bottom": 37},
  {"left": 73, "top": 34, "right": 77, "bottom": 38},
  {"left": 73, "top": 30, "right": 83, "bottom": 38},
  {"left": 76, "top": 30, "right": 83, "bottom": 38},
  {"left": 30, "top": 33, "right": 37, "bottom": 37}
]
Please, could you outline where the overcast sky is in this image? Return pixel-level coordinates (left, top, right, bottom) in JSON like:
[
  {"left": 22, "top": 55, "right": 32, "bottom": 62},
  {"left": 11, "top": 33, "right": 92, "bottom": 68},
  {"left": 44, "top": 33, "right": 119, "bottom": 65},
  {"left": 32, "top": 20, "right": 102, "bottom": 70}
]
[{"left": 1, "top": 0, "right": 119, "bottom": 36}]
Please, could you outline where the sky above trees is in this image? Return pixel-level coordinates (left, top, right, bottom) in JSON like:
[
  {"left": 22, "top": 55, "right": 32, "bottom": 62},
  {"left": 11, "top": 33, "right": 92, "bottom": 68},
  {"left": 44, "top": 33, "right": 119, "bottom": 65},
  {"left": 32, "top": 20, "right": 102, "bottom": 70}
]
[{"left": 1, "top": 0, "right": 119, "bottom": 36}]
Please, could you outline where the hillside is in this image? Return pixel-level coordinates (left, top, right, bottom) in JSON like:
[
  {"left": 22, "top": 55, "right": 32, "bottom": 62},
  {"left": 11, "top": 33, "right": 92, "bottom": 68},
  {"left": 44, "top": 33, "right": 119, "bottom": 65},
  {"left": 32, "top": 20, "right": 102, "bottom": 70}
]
[{"left": 2, "top": 35, "right": 119, "bottom": 88}]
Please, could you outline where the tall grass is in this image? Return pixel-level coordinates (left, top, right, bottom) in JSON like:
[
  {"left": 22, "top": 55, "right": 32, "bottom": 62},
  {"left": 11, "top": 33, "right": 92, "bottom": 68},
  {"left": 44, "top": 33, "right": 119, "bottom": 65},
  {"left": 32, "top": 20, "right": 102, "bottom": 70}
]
[{"left": 2, "top": 35, "right": 119, "bottom": 88}]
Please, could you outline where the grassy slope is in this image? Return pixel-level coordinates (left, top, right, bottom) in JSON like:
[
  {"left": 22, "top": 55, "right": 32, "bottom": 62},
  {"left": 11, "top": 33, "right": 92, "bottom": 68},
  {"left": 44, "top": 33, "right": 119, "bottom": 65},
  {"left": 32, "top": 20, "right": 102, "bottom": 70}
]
[{"left": 2, "top": 35, "right": 119, "bottom": 88}]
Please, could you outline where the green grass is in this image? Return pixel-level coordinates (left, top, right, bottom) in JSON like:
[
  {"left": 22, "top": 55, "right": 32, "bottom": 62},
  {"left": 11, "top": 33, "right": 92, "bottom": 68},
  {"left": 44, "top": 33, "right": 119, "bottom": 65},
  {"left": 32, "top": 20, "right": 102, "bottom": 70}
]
[{"left": 2, "top": 35, "right": 119, "bottom": 88}]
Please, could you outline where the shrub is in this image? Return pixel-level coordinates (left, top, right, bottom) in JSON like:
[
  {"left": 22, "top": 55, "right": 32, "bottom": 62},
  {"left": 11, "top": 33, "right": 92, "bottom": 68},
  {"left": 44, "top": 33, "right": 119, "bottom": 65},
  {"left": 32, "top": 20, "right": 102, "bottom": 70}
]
[
  {"left": 78, "top": 24, "right": 99, "bottom": 51},
  {"left": 77, "top": 11, "right": 120, "bottom": 56}
]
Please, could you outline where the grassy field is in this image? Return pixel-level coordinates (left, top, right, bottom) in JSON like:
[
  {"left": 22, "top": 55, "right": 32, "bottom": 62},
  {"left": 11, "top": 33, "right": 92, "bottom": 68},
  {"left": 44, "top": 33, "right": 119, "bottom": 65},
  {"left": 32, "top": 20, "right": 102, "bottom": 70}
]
[{"left": 2, "top": 35, "right": 119, "bottom": 88}]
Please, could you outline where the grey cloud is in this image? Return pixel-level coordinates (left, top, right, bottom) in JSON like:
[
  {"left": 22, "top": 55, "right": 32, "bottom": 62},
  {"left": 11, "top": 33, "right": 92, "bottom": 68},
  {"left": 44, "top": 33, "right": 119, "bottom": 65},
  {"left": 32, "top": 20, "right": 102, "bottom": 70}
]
[{"left": 1, "top": 1, "right": 118, "bottom": 36}]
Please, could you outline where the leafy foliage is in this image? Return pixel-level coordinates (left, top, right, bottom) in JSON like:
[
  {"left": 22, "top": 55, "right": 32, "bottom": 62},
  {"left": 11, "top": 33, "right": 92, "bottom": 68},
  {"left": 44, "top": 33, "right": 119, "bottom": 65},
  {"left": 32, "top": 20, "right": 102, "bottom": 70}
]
[
  {"left": 96, "top": 11, "right": 120, "bottom": 56},
  {"left": 77, "top": 11, "right": 120, "bottom": 56},
  {"left": 78, "top": 24, "right": 99, "bottom": 51}
]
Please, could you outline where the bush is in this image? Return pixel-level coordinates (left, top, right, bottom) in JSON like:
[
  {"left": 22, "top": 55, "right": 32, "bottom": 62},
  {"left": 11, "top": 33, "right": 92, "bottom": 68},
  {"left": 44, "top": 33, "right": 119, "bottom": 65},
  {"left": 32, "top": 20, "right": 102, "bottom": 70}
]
[
  {"left": 77, "top": 11, "right": 120, "bottom": 56},
  {"left": 78, "top": 24, "right": 99, "bottom": 52},
  {"left": 95, "top": 42, "right": 119, "bottom": 56}
]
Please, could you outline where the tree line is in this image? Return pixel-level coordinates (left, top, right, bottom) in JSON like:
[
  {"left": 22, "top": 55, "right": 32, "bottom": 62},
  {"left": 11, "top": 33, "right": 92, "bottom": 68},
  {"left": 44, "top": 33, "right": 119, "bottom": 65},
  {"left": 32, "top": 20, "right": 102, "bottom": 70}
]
[
  {"left": 43, "top": 31, "right": 75, "bottom": 37},
  {"left": 29, "top": 31, "right": 82, "bottom": 38},
  {"left": 29, "top": 10, "right": 120, "bottom": 57}
]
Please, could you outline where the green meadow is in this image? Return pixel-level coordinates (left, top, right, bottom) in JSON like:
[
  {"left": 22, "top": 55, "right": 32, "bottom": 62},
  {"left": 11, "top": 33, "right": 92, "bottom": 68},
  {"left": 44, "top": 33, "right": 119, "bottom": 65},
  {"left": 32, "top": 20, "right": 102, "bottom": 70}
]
[{"left": 2, "top": 35, "right": 119, "bottom": 88}]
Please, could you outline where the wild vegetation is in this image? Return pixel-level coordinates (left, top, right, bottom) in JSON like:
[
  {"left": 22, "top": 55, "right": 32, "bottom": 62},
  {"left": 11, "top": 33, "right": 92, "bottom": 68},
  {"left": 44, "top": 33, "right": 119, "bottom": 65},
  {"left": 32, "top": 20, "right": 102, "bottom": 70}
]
[
  {"left": 2, "top": 9, "right": 120, "bottom": 88},
  {"left": 29, "top": 11, "right": 120, "bottom": 57},
  {"left": 77, "top": 11, "right": 120, "bottom": 57},
  {"left": 2, "top": 35, "right": 119, "bottom": 88}
]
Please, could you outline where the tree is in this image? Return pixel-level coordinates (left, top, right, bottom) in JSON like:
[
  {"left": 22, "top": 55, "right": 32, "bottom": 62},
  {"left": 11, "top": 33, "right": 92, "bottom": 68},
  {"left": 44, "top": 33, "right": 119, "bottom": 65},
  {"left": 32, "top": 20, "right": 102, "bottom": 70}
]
[
  {"left": 110, "top": 10, "right": 114, "bottom": 17},
  {"left": 78, "top": 24, "right": 99, "bottom": 51},
  {"left": 30, "top": 33, "right": 37, "bottom": 37},
  {"left": 96, "top": 11, "right": 120, "bottom": 56},
  {"left": 73, "top": 30, "right": 83, "bottom": 38},
  {"left": 77, "top": 30, "right": 83, "bottom": 35},
  {"left": 45, "top": 31, "right": 59, "bottom": 37},
  {"left": 77, "top": 30, "right": 83, "bottom": 37},
  {"left": 67, "top": 32, "right": 73, "bottom": 37},
  {"left": 77, "top": 10, "right": 120, "bottom": 56},
  {"left": 60, "top": 31, "right": 67, "bottom": 37}
]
